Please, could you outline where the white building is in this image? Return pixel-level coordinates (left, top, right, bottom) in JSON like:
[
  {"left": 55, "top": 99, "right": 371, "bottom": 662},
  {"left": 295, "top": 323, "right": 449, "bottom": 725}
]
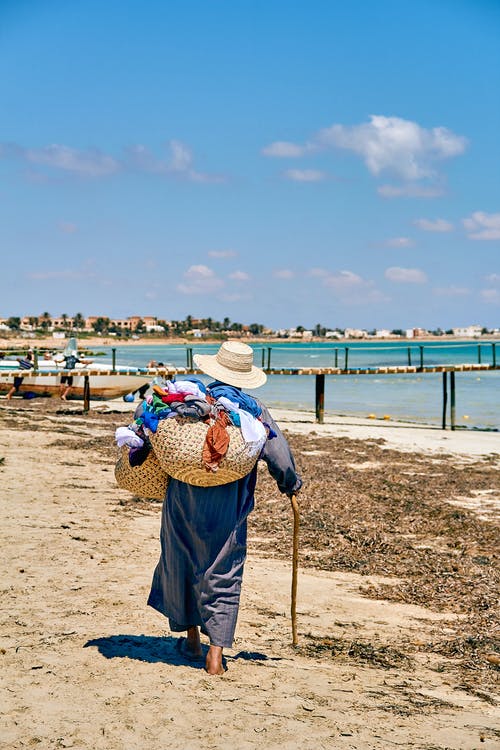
[
  {"left": 344, "top": 328, "right": 368, "bottom": 339},
  {"left": 452, "top": 325, "right": 483, "bottom": 338}
]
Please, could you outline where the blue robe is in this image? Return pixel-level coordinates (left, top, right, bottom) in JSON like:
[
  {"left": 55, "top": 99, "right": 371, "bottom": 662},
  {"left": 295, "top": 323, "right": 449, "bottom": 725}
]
[{"left": 147, "top": 403, "right": 301, "bottom": 647}]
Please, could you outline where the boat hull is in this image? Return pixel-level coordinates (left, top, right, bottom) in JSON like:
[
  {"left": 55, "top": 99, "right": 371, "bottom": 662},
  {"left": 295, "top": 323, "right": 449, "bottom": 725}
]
[{"left": 0, "top": 372, "right": 149, "bottom": 400}]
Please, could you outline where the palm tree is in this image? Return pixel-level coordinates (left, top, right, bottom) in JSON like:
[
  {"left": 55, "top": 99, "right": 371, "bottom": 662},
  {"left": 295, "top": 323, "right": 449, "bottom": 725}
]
[
  {"left": 92, "top": 317, "right": 110, "bottom": 334},
  {"left": 40, "top": 311, "right": 52, "bottom": 330},
  {"left": 73, "top": 312, "right": 85, "bottom": 331}
]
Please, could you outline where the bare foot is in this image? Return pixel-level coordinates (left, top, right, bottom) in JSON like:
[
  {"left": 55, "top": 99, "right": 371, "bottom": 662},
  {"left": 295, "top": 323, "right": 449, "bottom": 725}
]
[
  {"left": 205, "top": 645, "right": 225, "bottom": 675},
  {"left": 185, "top": 626, "right": 202, "bottom": 658}
]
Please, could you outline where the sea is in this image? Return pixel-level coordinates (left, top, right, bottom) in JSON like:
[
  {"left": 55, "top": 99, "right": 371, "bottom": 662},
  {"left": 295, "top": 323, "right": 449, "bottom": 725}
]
[{"left": 96, "top": 340, "right": 499, "bottom": 431}]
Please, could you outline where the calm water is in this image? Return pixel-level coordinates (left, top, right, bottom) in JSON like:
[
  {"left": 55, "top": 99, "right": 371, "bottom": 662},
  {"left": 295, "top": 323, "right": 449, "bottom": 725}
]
[{"left": 96, "top": 341, "right": 499, "bottom": 430}]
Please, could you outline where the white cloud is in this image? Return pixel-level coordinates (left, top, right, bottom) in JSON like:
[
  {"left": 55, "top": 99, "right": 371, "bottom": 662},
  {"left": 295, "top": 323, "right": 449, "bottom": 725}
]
[
  {"left": 463, "top": 211, "right": 500, "bottom": 240},
  {"left": 176, "top": 265, "right": 224, "bottom": 295},
  {"left": 228, "top": 270, "right": 251, "bottom": 281},
  {"left": 319, "top": 270, "right": 389, "bottom": 304},
  {"left": 318, "top": 115, "right": 467, "bottom": 181},
  {"left": 386, "top": 236, "right": 414, "bottom": 248},
  {"left": 385, "top": 266, "right": 427, "bottom": 283},
  {"left": 273, "top": 269, "right": 295, "bottom": 279},
  {"left": 261, "top": 141, "right": 313, "bottom": 158},
  {"left": 1, "top": 139, "right": 224, "bottom": 183},
  {"left": 262, "top": 116, "right": 466, "bottom": 185},
  {"left": 208, "top": 249, "right": 237, "bottom": 258},
  {"left": 129, "top": 139, "right": 225, "bottom": 184},
  {"left": 480, "top": 288, "right": 500, "bottom": 304},
  {"left": 26, "top": 144, "right": 119, "bottom": 177},
  {"left": 414, "top": 218, "right": 453, "bottom": 232},
  {"left": 485, "top": 273, "right": 500, "bottom": 284},
  {"left": 284, "top": 168, "right": 326, "bottom": 182},
  {"left": 307, "top": 267, "right": 329, "bottom": 278},
  {"left": 377, "top": 184, "right": 445, "bottom": 198},
  {"left": 433, "top": 285, "right": 470, "bottom": 297},
  {"left": 323, "top": 270, "right": 366, "bottom": 289}
]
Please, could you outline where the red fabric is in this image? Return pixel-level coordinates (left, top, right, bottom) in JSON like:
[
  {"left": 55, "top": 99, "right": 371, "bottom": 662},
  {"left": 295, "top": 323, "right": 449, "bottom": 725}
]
[
  {"left": 202, "top": 396, "right": 231, "bottom": 472},
  {"left": 162, "top": 392, "right": 188, "bottom": 404},
  {"left": 151, "top": 385, "right": 190, "bottom": 404}
]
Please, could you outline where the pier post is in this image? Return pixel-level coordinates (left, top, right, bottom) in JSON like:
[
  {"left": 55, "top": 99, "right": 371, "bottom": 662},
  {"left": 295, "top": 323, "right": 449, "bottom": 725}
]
[
  {"left": 344, "top": 347, "right": 349, "bottom": 371},
  {"left": 493, "top": 343, "right": 497, "bottom": 368},
  {"left": 261, "top": 348, "right": 265, "bottom": 368},
  {"left": 441, "top": 372, "right": 448, "bottom": 430},
  {"left": 407, "top": 347, "right": 412, "bottom": 367},
  {"left": 33, "top": 348, "right": 39, "bottom": 371},
  {"left": 83, "top": 374, "right": 90, "bottom": 413},
  {"left": 334, "top": 348, "right": 338, "bottom": 368},
  {"left": 315, "top": 374, "right": 325, "bottom": 424},
  {"left": 419, "top": 345, "right": 424, "bottom": 371},
  {"left": 267, "top": 347, "right": 272, "bottom": 370},
  {"left": 477, "top": 344, "right": 482, "bottom": 364},
  {"left": 111, "top": 348, "right": 116, "bottom": 374},
  {"left": 450, "top": 371, "right": 456, "bottom": 431}
]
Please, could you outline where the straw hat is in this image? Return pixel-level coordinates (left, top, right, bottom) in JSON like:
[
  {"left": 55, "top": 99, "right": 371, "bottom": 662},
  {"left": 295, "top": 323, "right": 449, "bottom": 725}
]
[{"left": 193, "top": 341, "right": 267, "bottom": 389}]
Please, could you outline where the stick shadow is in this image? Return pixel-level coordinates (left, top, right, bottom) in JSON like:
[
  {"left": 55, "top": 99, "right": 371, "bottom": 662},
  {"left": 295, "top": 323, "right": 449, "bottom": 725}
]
[{"left": 84, "top": 634, "right": 278, "bottom": 669}]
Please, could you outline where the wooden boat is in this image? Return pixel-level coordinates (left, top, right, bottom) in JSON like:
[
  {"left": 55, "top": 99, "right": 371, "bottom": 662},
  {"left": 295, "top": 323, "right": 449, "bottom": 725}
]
[{"left": 0, "top": 339, "right": 149, "bottom": 400}]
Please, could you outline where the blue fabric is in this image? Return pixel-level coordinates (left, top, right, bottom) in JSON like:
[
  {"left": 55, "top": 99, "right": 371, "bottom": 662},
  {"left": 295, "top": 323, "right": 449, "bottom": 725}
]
[
  {"left": 141, "top": 407, "right": 169, "bottom": 433},
  {"left": 148, "top": 471, "right": 257, "bottom": 648},
  {"left": 147, "top": 397, "right": 302, "bottom": 648},
  {"left": 207, "top": 382, "right": 262, "bottom": 418}
]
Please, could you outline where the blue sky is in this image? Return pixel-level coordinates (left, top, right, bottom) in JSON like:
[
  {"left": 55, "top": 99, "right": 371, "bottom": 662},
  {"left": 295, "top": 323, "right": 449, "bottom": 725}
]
[{"left": 1, "top": 0, "right": 499, "bottom": 329}]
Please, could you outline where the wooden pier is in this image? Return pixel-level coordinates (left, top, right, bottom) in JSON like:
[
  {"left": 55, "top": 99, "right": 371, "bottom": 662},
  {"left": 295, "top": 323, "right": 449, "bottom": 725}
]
[{"left": 1, "top": 361, "right": 498, "bottom": 430}]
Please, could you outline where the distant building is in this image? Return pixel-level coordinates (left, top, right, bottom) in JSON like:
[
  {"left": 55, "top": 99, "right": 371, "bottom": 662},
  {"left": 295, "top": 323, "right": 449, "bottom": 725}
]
[
  {"left": 344, "top": 328, "right": 368, "bottom": 339},
  {"left": 452, "top": 325, "right": 482, "bottom": 338},
  {"left": 412, "top": 328, "right": 429, "bottom": 338}
]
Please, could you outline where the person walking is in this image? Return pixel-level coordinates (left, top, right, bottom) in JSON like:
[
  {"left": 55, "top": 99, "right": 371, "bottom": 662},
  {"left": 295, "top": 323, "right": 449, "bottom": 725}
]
[
  {"left": 59, "top": 350, "right": 91, "bottom": 400},
  {"left": 147, "top": 341, "right": 302, "bottom": 675},
  {"left": 6, "top": 351, "right": 33, "bottom": 399}
]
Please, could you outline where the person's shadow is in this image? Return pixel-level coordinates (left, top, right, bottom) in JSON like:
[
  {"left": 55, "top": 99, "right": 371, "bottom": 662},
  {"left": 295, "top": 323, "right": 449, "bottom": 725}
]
[{"left": 84, "top": 634, "right": 279, "bottom": 670}]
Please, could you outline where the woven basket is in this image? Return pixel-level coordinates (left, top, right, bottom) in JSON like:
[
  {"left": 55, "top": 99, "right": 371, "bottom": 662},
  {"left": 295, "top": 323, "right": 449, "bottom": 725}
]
[
  {"left": 115, "top": 446, "right": 169, "bottom": 499},
  {"left": 149, "top": 417, "right": 266, "bottom": 487}
]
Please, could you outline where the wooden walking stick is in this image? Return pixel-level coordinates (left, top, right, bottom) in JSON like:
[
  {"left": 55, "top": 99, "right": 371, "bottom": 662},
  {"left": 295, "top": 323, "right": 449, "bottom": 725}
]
[{"left": 290, "top": 493, "right": 300, "bottom": 646}]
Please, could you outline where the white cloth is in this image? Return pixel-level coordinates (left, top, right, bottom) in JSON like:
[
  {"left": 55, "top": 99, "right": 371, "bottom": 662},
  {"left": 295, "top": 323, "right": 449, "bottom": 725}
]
[
  {"left": 115, "top": 426, "right": 144, "bottom": 448},
  {"left": 166, "top": 379, "right": 206, "bottom": 400},
  {"left": 216, "top": 396, "right": 267, "bottom": 444}
]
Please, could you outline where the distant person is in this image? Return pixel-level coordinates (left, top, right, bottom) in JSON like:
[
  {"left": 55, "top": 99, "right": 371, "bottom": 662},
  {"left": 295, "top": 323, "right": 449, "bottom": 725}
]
[
  {"left": 43, "top": 351, "right": 53, "bottom": 361},
  {"left": 6, "top": 352, "right": 33, "bottom": 400},
  {"left": 59, "top": 351, "right": 91, "bottom": 401}
]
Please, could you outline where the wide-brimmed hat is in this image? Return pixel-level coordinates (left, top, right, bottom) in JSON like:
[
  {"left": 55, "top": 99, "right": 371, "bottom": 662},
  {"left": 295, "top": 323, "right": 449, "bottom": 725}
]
[{"left": 193, "top": 341, "right": 267, "bottom": 389}]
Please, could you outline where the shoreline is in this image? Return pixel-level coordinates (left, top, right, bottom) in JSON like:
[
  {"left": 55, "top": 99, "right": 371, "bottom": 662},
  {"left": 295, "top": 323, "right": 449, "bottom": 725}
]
[
  {"left": 1, "top": 334, "right": 498, "bottom": 350},
  {"left": 93, "top": 399, "right": 500, "bottom": 461}
]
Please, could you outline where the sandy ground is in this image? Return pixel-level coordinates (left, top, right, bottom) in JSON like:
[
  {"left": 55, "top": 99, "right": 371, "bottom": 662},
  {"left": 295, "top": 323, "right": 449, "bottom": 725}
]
[
  {"left": 270, "top": 408, "right": 500, "bottom": 461},
  {"left": 0, "top": 399, "right": 498, "bottom": 749}
]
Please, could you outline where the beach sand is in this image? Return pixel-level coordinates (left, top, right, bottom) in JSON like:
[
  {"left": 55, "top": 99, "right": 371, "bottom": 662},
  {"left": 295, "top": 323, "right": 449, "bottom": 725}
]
[{"left": 1, "top": 398, "right": 498, "bottom": 749}]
